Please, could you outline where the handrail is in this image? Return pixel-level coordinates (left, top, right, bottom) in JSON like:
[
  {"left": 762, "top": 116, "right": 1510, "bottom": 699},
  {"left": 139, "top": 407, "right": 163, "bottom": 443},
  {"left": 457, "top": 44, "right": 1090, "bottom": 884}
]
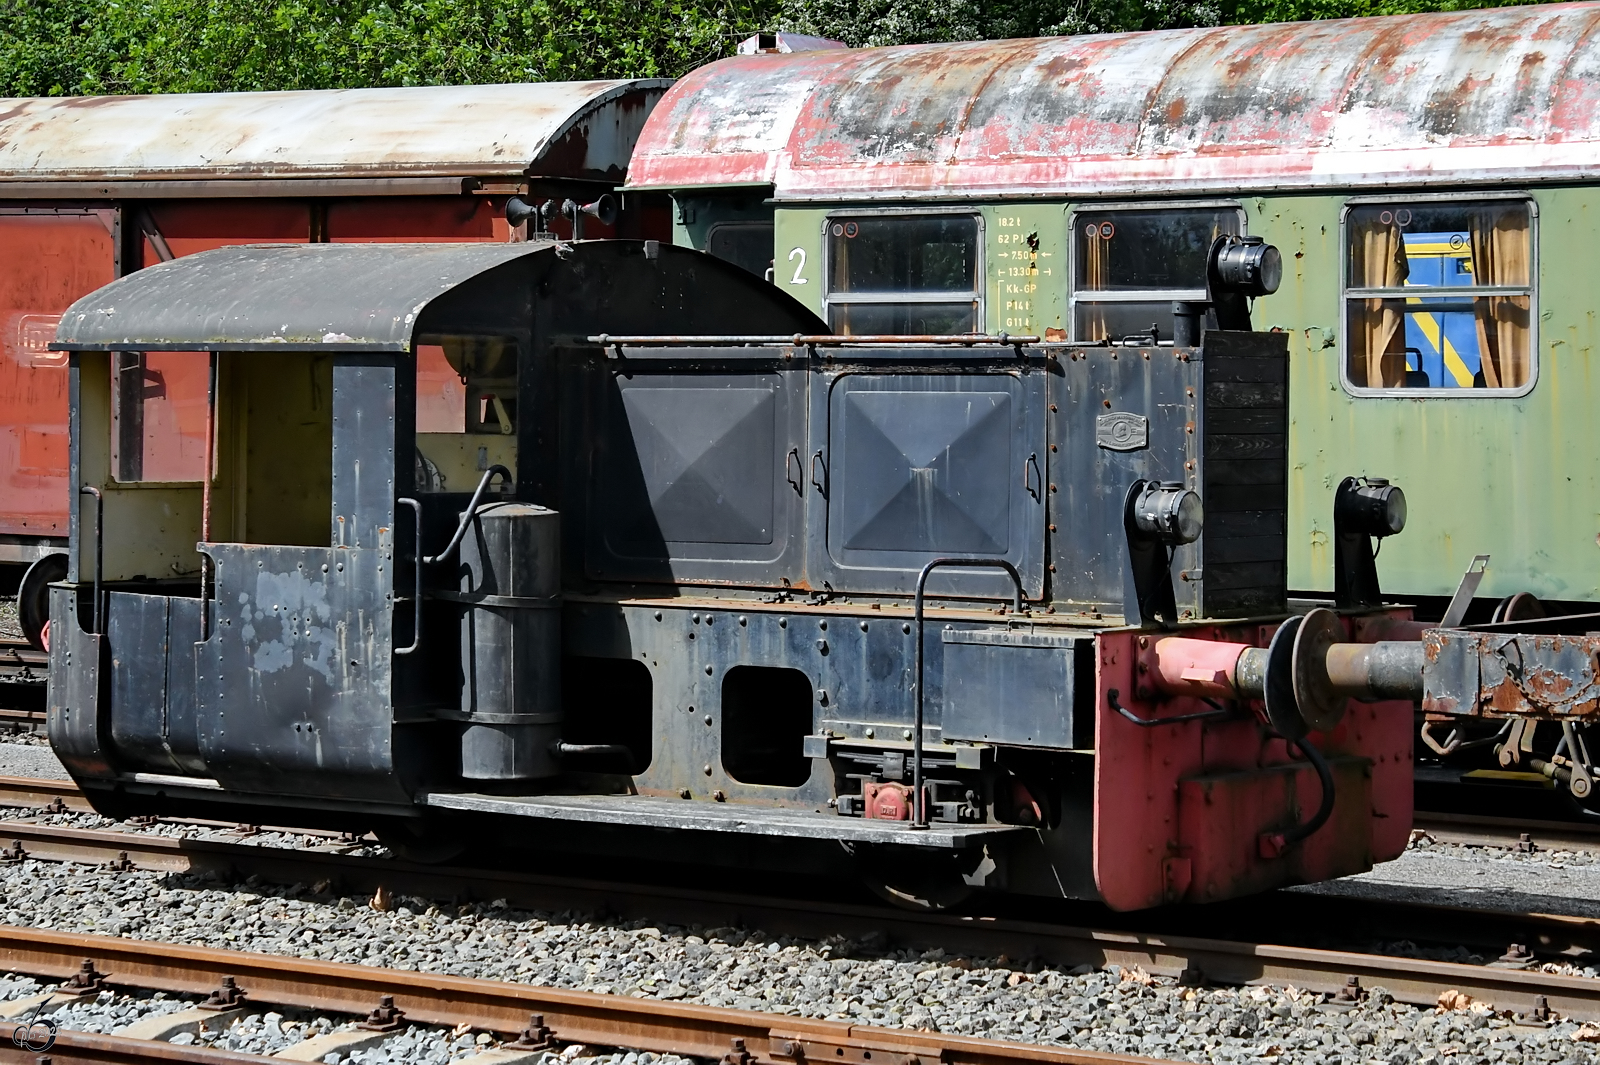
[
  {"left": 587, "top": 333, "right": 1040, "bottom": 347},
  {"left": 424, "top": 465, "right": 513, "bottom": 565},
  {"left": 395, "top": 465, "right": 514, "bottom": 658},
  {"left": 78, "top": 486, "right": 103, "bottom": 635},
  {"left": 395, "top": 498, "right": 422, "bottom": 656},
  {"left": 911, "top": 558, "right": 1025, "bottom": 829}
]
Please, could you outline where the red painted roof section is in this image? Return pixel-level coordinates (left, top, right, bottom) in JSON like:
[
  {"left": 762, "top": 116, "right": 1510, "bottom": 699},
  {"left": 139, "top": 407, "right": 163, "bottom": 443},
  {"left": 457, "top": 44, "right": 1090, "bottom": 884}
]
[{"left": 628, "top": 3, "right": 1600, "bottom": 198}]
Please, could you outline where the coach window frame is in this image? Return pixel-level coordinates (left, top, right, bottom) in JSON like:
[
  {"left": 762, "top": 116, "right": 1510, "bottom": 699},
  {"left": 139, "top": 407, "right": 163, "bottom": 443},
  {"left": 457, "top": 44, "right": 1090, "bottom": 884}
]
[
  {"left": 1338, "top": 190, "right": 1538, "bottom": 400},
  {"left": 820, "top": 206, "right": 984, "bottom": 335},
  {"left": 706, "top": 219, "right": 777, "bottom": 281},
  {"left": 1066, "top": 199, "right": 1245, "bottom": 343}
]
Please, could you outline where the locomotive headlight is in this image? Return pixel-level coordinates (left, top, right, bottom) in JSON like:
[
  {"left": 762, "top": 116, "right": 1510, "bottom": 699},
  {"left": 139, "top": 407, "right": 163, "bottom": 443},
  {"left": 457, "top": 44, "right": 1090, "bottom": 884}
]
[
  {"left": 1213, "top": 236, "right": 1283, "bottom": 297},
  {"left": 1132, "top": 481, "right": 1205, "bottom": 545},
  {"left": 1335, "top": 476, "right": 1406, "bottom": 538}
]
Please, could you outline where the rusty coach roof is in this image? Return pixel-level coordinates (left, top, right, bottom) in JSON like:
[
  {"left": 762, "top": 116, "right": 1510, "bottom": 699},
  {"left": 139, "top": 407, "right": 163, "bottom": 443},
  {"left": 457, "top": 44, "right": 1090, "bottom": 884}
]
[
  {"left": 626, "top": 3, "right": 1600, "bottom": 199},
  {"left": 0, "top": 81, "right": 671, "bottom": 185}
]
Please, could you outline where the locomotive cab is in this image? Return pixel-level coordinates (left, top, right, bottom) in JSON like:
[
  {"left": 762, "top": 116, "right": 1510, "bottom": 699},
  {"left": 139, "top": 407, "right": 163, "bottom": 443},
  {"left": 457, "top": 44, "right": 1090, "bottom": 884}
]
[
  {"left": 47, "top": 237, "right": 1416, "bottom": 909},
  {"left": 45, "top": 239, "right": 822, "bottom": 814}
]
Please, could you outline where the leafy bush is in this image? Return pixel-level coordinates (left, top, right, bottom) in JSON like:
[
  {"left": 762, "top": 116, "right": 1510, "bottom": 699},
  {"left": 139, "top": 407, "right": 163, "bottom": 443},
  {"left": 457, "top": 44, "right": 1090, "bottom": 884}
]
[
  {"left": 0, "top": 0, "right": 775, "bottom": 95},
  {"left": 0, "top": 0, "right": 1554, "bottom": 97},
  {"left": 778, "top": 0, "right": 1545, "bottom": 49}
]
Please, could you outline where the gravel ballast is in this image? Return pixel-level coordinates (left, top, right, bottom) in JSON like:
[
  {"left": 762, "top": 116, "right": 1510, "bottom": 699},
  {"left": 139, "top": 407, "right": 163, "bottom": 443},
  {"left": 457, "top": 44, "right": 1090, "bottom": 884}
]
[
  {"left": 0, "top": 975, "right": 695, "bottom": 1065},
  {"left": 5, "top": 738, "right": 1600, "bottom": 1061},
  {"left": 0, "top": 854, "right": 1594, "bottom": 1065}
]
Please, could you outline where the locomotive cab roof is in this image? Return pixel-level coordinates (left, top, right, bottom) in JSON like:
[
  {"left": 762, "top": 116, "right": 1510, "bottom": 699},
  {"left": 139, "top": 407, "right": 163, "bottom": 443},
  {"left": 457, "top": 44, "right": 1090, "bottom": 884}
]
[{"left": 53, "top": 239, "right": 822, "bottom": 354}]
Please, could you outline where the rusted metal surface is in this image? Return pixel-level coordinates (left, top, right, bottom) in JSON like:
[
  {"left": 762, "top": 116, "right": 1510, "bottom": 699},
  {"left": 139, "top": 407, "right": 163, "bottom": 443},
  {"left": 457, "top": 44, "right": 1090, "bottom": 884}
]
[
  {"left": 0, "top": 774, "right": 85, "bottom": 811},
  {"left": 0, "top": 82, "right": 670, "bottom": 185},
  {"left": 1423, "top": 629, "right": 1600, "bottom": 719},
  {"left": 629, "top": 4, "right": 1600, "bottom": 198},
  {"left": 0, "top": 211, "right": 115, "bottom": 539}
]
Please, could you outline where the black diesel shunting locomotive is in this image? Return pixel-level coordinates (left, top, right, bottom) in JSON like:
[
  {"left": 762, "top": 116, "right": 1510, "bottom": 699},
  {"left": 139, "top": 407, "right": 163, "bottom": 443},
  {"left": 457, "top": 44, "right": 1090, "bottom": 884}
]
[{"left": 44, "top": 235, "right": 1595, "bottom": 910}]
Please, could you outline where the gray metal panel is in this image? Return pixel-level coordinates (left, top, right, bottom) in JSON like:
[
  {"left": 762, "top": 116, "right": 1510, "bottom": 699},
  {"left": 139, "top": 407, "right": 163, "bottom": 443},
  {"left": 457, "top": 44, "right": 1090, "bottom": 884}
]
[
  {"left": 617, "top": 382, "right": 776, "bottom": 544},
  {"left": 102, "top": 592, "right": 203, "bottom": 775},
  {"left": 940, "top": 628, "right": 1081, "bottom": 747},
  {"left": 106, "top": 592, "right": 176, "bottom": 773},
  {"left": 46, "top": 585, "right": 114, "bottom": 781},
  {"left": 815, "top": 370, "right": 1045, "bottom": 599},
  {"left": 1047, "top": 347, "right": 1199, "bottom": 617},
  {"left": 54, "top": 242, "right": 547, "bottom": 352},
  {"left": 165, "top": 597, "right": 203, "bottom": 773},
  {"left": 195, "top": 542, "right": 407, "bottom": 804},
  {"left": 0, "top": 81, "right": 671, "bottom": 183},
  {"left": 1044, "top": 334, "right": 1288, "bottom": 620},
  {"left": 421, "top": 790, "right": 1023, "bottom": 848},
  {"left": 587, "top": 367, "right": 806, "bottom": 583},
  {"left": 331, "top": 358, "right": 398, "bottom": 550}
]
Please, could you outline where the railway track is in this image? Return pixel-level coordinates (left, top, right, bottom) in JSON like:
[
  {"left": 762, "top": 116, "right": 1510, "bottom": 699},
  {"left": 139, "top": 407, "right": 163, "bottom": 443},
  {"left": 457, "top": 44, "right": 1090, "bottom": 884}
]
[
  {"left": 0, "top": 640, "right": 45, "bottom": 685},
  {"left": 1413, "top": 810, "right": 1600, "bottom": 852},
  {"left": 0, "top": 1021, "right": 267, "bottom": 1064},
  {"left": 0, "top": 777, "right": 1595, "bottom": 1025},
  {"left": 0, "top": 640, "right": 46, "bottom": 717},
  {"left": 0, "top": 925, "right": 1159, "bottom": 1065}
]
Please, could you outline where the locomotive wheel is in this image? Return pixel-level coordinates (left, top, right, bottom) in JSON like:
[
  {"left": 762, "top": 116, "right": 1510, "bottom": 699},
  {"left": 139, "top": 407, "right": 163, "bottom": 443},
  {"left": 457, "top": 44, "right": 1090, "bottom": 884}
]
[
  {"left": 374, "top": 818, "right": 469, "bottom": 864},
  {"left": 18, "top": 554, "right": 67, "bottom": 652},
  {"left": 844, "top": 842, "right": 975, "bottom": 912}
]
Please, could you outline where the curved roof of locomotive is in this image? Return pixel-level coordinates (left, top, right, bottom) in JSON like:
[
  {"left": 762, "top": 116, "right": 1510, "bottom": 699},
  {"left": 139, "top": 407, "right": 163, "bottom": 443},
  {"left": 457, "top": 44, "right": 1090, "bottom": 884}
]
[
  {"left": 626, "top": 3, "right": 1600, "bottom": 199},
  {"left": 0, "top": 81, "right": 671, "bottom": 184},
  {"left": 52, "top": 242, "right": 547, "bottom": 352}
]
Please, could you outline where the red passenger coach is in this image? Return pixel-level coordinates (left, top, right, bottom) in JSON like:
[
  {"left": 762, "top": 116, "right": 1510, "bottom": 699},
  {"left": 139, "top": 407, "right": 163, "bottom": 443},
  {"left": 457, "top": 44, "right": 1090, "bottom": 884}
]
[{"left": 0, "top": 80, "right": 671, "bottom": 647}]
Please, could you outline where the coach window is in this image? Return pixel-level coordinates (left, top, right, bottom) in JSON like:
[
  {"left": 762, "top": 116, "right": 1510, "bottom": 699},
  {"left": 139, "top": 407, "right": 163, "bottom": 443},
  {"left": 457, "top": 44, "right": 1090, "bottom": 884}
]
[
  {"left": 1343, "top": 199, "right": 1534, "bottom": 393},
  {"left": 707, "top": 222, "right": 775, "bottom": 281},
  {"left": 1071, "top": 206, "right": 1243, "bottom": 342},
  {"left": 413, "top": 335, "right": 518, "bottom": 492},
  {"left": 824, "top": 214, "right": 980, "bottom": 335}
]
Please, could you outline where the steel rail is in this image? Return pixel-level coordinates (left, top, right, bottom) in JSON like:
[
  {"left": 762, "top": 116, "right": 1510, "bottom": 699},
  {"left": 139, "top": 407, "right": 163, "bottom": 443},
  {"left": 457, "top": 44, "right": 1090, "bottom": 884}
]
[
  {"left": 0, "top": 817, "right": 1597, "bottom": 1022},
  {"left": 0, "top": 926, "right": 1160, "bottom": 1065},
  {"left": 0, "top": 775, "right": 94, "bottom": 812},
  {"left": 0, "top": 1020, "right": 267, "bottom": 1064},
  {"left": 3, "top": 777, "right": 1600, "bottom": 1019},
  {"left": 1413, "top": 810, "right": 1600, "bottom": 852}
]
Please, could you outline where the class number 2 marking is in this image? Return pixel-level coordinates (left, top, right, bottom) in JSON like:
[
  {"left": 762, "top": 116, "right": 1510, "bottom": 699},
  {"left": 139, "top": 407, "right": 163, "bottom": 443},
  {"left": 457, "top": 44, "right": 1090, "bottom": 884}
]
[{"left": 788, "top": 247, "right": 808, "bottom": 285}]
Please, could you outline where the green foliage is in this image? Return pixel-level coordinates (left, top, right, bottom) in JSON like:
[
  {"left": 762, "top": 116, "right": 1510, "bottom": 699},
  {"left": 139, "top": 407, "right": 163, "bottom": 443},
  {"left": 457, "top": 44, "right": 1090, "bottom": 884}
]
[
  {"left": 777, "top": 0, "right": 1220, "bottom": 47},
  {"left": 0, "top": 0, "right": 775, "bottom": 95},
  {"left": 0, "top": 0, "right": 1559, "bottom": 97},
  {"left": 778, "top": 0, "right": 1550, "bottom": 48}
]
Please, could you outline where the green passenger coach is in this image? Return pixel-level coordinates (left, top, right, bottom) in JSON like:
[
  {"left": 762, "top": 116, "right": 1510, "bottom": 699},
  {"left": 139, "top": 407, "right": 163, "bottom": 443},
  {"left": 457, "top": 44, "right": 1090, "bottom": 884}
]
[{"left": 626, "top": 3, "right": 1600, "bottom": 613}]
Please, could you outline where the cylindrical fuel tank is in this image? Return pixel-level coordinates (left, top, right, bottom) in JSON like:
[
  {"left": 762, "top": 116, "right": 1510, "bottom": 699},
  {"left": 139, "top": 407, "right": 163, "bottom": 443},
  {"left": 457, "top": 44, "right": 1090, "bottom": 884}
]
[{"left": 457, "top": 501, "right": 561, "bottom": 781}]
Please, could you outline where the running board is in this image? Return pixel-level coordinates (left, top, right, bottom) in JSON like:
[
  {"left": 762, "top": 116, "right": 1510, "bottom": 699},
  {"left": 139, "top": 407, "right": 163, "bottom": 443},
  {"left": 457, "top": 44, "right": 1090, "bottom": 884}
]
[{"left": 418, "top": 792, "right": 1026, "bottom": 849}]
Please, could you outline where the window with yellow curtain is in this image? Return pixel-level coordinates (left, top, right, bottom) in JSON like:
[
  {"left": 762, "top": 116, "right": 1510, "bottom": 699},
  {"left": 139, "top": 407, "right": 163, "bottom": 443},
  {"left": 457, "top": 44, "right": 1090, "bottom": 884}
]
[
  {"left": 824, "top": 214, "right": 980, "bottom": 335},
  {"left": 1343, "top": 200, "right": 1533, "bottom": 392}
]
